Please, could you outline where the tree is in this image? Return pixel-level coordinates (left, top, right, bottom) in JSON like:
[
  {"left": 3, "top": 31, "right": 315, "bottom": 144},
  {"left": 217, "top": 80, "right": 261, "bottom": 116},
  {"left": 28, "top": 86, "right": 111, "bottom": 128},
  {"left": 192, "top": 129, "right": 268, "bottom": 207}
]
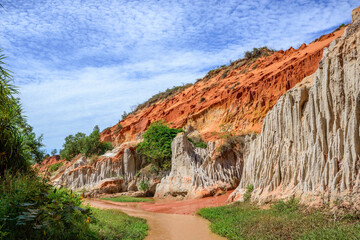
[
  {"left": 60, "top": 125, "right": 113, "bottom": 161},
  {"left": 0, "top": 50, "right": 46, "bottom": 175},
  {"left": 51, "top": 149, "right": 57, "bottom": 156}
]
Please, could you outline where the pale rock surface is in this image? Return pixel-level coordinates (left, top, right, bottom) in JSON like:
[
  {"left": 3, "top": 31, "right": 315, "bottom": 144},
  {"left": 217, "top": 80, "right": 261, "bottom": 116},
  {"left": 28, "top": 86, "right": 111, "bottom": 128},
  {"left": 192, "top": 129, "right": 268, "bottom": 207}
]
[
  {"left": 53, "top": 147, "right": 142, "bottom": 193},
  {"left": 229, "top": 8, "right": 360, "bottom": 206},
  {"left": 155, "top": 133, "right": 250, "bottom": 199}
]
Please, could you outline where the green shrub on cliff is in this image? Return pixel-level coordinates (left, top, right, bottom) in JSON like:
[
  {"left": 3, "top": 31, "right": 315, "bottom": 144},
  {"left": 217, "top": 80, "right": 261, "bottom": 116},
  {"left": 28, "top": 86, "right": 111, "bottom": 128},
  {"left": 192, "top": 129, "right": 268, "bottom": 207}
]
[
  {"left": 136, "top": 121, "right": 183, "bottom": 169},
  {"left": 49, "top": 162, "right": 63, "bottom": 172},
  {"left": 60, "top": 125, "right": 113, "bottom": 161}
]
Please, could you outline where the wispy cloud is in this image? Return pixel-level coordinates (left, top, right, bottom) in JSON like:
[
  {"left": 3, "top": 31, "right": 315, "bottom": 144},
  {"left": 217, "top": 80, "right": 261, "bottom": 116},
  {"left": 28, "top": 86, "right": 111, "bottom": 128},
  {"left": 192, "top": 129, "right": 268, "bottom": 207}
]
[{"left": 0, "top": 0, "right": 358, "bottom": 151}]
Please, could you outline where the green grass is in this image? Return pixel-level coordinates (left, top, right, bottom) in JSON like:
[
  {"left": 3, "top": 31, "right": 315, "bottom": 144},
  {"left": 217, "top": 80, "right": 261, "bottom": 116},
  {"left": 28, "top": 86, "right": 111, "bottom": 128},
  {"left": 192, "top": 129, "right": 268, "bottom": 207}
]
[
  {"left": 198, "top": 200, "right": 360, "bottom": 240},
  {"left": 89, "top": 207, "right": 148, "bottom": 240},
  {"left": 101, "top": 196, "right": 154, "bottom": 202}
]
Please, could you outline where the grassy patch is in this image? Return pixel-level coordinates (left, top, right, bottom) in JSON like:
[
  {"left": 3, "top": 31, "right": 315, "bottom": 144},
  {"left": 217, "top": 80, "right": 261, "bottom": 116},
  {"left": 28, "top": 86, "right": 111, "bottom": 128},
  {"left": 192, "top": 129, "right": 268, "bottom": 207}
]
[
  {"left": 89, "top": 207, "right": 148, "bottom": 240},
  {"left": 101, "top": 196, "right": 154, "bottom": 202},
  {"left": 198, "top": 200, "right": 360, "bottom": 240}
]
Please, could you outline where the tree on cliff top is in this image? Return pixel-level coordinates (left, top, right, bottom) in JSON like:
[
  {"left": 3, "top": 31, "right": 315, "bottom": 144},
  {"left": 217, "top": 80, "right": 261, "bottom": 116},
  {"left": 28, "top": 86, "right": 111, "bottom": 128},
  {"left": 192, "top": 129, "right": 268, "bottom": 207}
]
[
  {"left": 60, "top": 125, "right": 113, "bottom": 161},
  {"left": 137, "top": 121, "right": 183, "bottom": 170}
]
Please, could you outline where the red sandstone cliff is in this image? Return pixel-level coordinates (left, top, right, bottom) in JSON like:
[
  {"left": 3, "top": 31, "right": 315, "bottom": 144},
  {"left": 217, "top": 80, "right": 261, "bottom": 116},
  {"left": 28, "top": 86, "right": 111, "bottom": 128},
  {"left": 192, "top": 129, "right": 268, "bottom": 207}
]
[{"left": 101, "top": 28, "right": 345, "bottom": 146}]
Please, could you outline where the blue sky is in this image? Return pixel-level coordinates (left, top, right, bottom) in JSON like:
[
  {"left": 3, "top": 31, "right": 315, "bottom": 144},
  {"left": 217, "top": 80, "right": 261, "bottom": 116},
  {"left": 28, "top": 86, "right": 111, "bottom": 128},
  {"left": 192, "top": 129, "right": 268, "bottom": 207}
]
[{"left": 0, "top": 0, "right": 358, "bottom": 153}]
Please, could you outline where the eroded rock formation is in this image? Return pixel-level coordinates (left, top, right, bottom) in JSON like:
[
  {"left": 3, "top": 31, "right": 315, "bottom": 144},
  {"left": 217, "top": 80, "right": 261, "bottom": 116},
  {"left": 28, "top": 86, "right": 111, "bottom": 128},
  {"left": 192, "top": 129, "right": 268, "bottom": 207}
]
[
  {"left": 229, "top": 7, "right": 360, "bottom": 205},
  {"left": 51, "top": 144, "right": 164, "bottom": 196},
  {"left": 155, "top": 132, "right": 251, "bottom": 199}
]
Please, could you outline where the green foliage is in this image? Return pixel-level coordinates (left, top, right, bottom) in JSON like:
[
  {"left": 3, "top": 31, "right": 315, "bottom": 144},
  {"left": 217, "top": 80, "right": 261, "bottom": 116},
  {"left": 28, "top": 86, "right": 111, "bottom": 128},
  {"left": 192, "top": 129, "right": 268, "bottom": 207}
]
[
  {"left": 134, "top": 83, "right": 193, "bottom": 113},
  {"left": 200, "top": 97, "right": 205, "bottom": 103},
  {"left": 100, "top": 196, "right": 153, "bottom": 203},
  {"left": 216, "top": 124, "right": 237, "bottom": 154},
  {"left": 204, "top": 66, "right": 225, "bottom": 80},
  {"left": 89, "top": 207, "right": 148, "bottom": 240},
  {"left": 221, "top": 69, "right": 229, "bottom": 79},
  {"left": 244, "top": 47, "right": 275, "bottom": 60},
  {"left": 121, "top": 111, "right": 128, "bottom": 120},
  {"left": 60, "top": 125, "right": 113, "bottom": 161},
  {"left": 203, "top": 47, "right": 275, "bottom": 82},
  {"left": 271, "top": 196, "right": 299, "bottom": 213},
  {"left": 0, "top": 173, "right": 95, "bottom": 240},
  {"left": 199, "top": 199, "right": 360, "bottom": 240},
  {"left": 335, "top": 23, "right": 346, "bottom": 31},
  {"left": 151, "top": 165, "right": 160, "bottom": 174},
  {"left": 49, "top": 162, "right": 63, "bottom": 173},
  {"left": 0, "top": 50, "right": 45, "bottom": 175},
  {"left": 193, "top": 141, "right": 208, "bottom": 149},
  {"left": 51, "top": 149, "right": 57, "bottom": 156},
  {"left": 113, "top": 122, "right": 123, "bottom": 134},
  {"left": 187, "top": 137, "right": 208, "bottom": 149},
  {"left": 137, "top": 121, "right": 183, "bottom": 169},
  {"left": 139, "top": 180, "right": 149, "bottom": 191},
  {"left": 243, "top": 184, "right": 254, "bottom": 202}
]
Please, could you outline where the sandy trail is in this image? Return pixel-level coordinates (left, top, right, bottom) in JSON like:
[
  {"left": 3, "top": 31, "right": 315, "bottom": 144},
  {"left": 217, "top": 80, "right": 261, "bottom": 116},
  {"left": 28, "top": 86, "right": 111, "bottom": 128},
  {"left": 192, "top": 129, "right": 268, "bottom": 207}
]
[{"left": 85, "top": 194, "right": 229, "bottom": 240}]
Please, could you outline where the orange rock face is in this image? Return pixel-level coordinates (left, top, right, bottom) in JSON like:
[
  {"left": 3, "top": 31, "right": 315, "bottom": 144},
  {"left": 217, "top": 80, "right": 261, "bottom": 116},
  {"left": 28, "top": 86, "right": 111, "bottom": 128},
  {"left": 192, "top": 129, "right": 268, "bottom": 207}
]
[
  {"left": 34, "top": 155, "right": 62, "bottom": 173},
  {"left": 101, "top": 28, "right": 345, "bottom": 146}
]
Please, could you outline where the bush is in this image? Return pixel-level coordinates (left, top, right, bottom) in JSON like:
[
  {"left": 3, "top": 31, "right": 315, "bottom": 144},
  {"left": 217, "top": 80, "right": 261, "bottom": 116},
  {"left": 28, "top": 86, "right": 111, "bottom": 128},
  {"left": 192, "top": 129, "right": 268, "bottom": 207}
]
[
  {"left": 121, "top": 111, "right": 128, "bottom": 120},
  {"left": 136, "top": 121, "right": 183, "bottom": 169},
  {"left": 113, "top": 123, "right": 123, "bottom": 134},
  {"left": 271, "top": 196, "right": 299, "bottom": 213},
  {"left": 0, "top": 173, "right": 94, "bottom": 240},
  {"left": 216, "top": 124, "right": 237, "bottom": 154},
  {"left": 60, "top": 126, "right": 113, "bottom": 161},
  {"left": 49, "top": 162, "right": 63, "bottom": 173},
  {"left": 335, "top": 23, "right": 346, "bottom": 31},
  {"left": 139, "top": 180, "right": 149, "bottom": 192},
  {"left": 187, "top": 137, "right": 208, "bottom": 149},
  {"left": 244, "top": 47, "right": 274, "bottom": 59},
  {"left": 134, "top": 83, "right": 193, "bottom": 113}
]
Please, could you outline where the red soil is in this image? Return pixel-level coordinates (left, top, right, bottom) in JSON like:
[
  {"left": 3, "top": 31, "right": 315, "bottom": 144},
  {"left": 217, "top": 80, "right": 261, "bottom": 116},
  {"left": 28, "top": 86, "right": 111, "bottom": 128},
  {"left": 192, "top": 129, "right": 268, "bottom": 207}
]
[
  {"left": 139, "top": 191, "right": 232, "bottom": 215},
  {"left": 101, "top": 28, "right": 345, "bottom": 145},
  {"left": 34, "top": 155, "right": 62, "bottom": 173}
]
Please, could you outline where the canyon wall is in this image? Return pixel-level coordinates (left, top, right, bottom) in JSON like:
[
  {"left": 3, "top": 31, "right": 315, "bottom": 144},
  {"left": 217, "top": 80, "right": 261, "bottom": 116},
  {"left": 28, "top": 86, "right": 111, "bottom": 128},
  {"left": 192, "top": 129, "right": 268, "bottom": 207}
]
[
  {"left": 229, "top": 7, "right": 360, "bottom": 205},
  {"left": 51, "top": 143, "right": 162, "bottom": 196},
  {"left": 41, "top": 16, "right": 351, "bottom": 200},
  {"left": 101, "top": 29, "right": 344, "bottom": 145}
]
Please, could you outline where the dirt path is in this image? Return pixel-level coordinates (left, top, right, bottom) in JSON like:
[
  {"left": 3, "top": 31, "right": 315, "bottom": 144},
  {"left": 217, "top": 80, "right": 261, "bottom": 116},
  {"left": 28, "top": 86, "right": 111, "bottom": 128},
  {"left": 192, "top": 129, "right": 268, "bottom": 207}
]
[{"left": 85, "top": 197, "right": 228, "bottom": 240}]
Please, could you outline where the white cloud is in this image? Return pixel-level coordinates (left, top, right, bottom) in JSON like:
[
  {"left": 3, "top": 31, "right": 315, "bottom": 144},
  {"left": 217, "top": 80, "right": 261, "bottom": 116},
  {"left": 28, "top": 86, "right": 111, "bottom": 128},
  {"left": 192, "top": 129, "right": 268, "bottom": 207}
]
[{"left": 0, "top": 0, "right": 358, "bottom": 151}]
